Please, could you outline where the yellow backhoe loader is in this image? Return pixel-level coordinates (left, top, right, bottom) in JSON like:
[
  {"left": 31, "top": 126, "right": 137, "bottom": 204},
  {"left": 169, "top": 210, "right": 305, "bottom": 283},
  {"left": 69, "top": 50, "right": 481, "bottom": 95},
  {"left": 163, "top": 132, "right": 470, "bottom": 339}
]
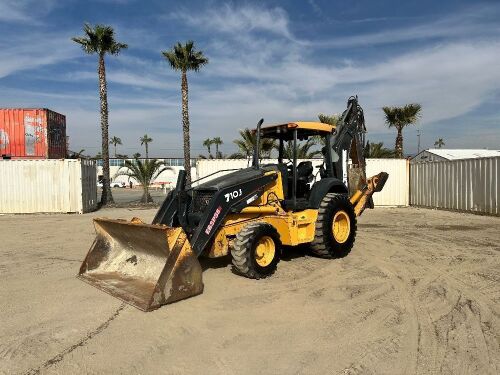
[{"left": 79, "top": 96, "right": 388, "bottom": 311}]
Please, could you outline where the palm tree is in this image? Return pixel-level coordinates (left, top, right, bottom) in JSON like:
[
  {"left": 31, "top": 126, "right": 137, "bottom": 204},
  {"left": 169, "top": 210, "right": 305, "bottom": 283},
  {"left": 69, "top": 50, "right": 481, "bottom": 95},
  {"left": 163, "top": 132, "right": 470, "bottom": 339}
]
[
  {"left": 133, "top": 152, "right": 141, "bottom": 159},
  {"left": 281, "top": 139, "right": 322, "bottom": 159},
  {"left": 109, "top": 136, "right": 122, "bottom": 157},
  {"left": 69, "top": 149, "right": 86, "bottom": 158},
  {"left": 231, "top": 128, "right": 276, "bottom": 159},
  {"left": 72, "top": 24, "right": 127, "bottom": 205},
  {"left": 382, "top": 104, "right": 422, "bottom": 158},
  {"left": 140, "top": 134, "right": 153, "bottom": 159},
  {"left": 115, "top": 159, "right": 171, "bottom": 203},
  {"left": 203, "top": 138, "right": 213, "bottom": 157},
  {"left": 363, "top": 141, "right": 395, "bottom": 158},
  {"left": 162, "top": 41, "right": 208, "bottom": 184},
  {"left": 312, "top": 113, "right": 341, "bottom": 146},
  {"left": 434, "top": 138, "right": 445, "bottom": 148},
  {"left": 318, "top": 113, "right": 340, "bottom": 126},
  {"left": 212, "top": 137, "right": 223, "bottom": 158}
]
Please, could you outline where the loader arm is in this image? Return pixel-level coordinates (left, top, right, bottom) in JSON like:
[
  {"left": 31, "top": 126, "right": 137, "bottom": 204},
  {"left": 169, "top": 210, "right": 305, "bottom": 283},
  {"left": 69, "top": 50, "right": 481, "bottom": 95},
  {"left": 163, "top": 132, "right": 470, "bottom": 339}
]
[
  {"left": 153, "top": 169, "right": 278, "bottom": 256},
  {"left": 188, "top": 172, "right": 278, "bottom": 256}
]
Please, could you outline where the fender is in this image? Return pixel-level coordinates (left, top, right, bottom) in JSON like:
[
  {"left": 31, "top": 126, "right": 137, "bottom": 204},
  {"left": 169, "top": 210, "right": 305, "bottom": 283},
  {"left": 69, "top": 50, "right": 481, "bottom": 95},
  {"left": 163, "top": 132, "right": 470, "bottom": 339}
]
[{"left": 308, "top": 178, "right": 348, "bottom": 208}]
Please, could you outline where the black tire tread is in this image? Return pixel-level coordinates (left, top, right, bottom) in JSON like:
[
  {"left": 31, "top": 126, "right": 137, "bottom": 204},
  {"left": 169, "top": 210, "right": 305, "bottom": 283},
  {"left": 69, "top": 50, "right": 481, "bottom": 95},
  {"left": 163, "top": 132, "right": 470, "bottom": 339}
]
[
  {"left": 310, "top": 193, "right": 357, "bottom": 258},
  {"left": 231, "top": 222, "right": 280, "bottom": 279}
]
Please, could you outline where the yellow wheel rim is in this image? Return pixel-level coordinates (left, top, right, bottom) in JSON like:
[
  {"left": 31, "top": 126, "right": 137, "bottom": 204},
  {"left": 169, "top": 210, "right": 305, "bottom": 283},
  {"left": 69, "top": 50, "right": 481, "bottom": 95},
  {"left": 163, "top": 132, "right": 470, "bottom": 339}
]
[
  {"left": 255, "top": 236, "right": 276, "bottom": 267},
  {"left": 332, "top": 210, "right": 350, "bottom": 244}
]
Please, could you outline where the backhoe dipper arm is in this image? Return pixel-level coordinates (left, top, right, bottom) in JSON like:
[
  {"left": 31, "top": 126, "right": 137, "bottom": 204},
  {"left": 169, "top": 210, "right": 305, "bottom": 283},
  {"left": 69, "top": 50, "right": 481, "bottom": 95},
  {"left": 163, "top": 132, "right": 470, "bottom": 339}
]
[{"left": 330, "top": 96, "right": 367, "bottom": 181}]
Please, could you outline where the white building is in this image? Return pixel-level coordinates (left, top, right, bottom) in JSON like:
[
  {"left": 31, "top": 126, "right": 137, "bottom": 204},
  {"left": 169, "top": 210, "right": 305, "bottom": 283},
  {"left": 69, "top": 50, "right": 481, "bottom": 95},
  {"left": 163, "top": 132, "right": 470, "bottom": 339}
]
[{"left": 411, "top": 149, "right": 500, "bottom": 163}]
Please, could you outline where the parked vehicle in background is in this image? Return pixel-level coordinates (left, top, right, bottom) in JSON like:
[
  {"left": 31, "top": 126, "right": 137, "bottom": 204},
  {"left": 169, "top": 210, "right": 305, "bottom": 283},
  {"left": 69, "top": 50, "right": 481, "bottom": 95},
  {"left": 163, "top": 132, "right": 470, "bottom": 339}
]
[{"left": 97, "top": 181, "right": 125, "bottom": 188}]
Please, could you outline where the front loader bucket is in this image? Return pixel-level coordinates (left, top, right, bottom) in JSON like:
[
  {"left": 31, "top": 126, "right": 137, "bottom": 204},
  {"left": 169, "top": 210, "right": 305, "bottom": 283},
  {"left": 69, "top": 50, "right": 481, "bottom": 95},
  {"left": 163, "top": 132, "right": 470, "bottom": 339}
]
[{"left": 78, "top": 218, "right": 203, "bottom": 311}]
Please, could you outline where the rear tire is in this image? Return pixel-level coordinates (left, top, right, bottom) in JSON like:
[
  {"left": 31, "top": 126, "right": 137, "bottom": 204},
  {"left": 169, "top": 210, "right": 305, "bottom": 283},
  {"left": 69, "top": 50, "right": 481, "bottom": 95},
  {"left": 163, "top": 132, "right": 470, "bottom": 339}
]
[
  {"left": 231, "top": 222, "right": 281, "bottom": 279},
  {"left": 310, "top": 193, "right": 356, "bottom": 258}
]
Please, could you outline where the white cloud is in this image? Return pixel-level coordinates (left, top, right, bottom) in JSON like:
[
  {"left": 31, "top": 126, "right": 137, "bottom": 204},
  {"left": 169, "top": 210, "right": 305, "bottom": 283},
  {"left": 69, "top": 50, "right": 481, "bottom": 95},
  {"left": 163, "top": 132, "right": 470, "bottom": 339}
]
[
  {"left": 0, "top": 0, "right": 57, "bottom": 23},
  {"left": 169, "top": 4, "right": 293, "bottom": 39},
  {"left": 312, "top": 4, "right": 500, "bottom": 48},
  {"left": 0, "top": 31, "right": 79, "bottom": 78}
]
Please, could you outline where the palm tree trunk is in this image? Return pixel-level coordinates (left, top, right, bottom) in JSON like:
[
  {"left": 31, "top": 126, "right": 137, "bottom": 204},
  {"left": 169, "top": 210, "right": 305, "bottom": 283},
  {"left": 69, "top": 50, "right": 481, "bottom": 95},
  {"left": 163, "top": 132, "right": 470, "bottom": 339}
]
[
  {"left": 215, "top": 144, "right": 219, "bottom": 158},
  {"left": 145, "top": 143, "right": 148, "bottom": 159},
  {"left": 142, "top": 185, "right": 149, "bottom": 203},
  {"left": 395, "top": 126, "right": 403, "bottom": 158},
  {"left": 181, "top": 70, "right": 191, "bottom": 184},
  {"left": 98, "top": 53, "right": 114, "bottom": 204}
]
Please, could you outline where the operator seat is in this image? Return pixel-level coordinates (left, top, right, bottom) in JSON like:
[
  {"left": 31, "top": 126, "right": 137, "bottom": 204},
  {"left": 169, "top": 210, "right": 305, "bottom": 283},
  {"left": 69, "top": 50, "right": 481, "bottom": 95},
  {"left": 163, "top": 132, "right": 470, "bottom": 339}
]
[{"left": 296, "top": 161, "right": 313, "bottom": 197}]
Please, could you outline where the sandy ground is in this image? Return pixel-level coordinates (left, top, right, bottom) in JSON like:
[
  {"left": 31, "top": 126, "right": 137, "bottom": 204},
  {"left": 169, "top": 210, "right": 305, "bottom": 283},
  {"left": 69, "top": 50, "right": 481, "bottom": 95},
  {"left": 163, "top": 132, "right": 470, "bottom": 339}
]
[{"left": 0, "top": 207, "right": 499, "bottom": 375}]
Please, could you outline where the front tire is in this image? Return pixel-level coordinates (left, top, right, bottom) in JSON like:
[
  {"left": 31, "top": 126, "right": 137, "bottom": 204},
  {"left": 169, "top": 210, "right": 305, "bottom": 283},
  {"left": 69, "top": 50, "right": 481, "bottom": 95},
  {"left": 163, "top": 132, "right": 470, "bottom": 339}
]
[
  {"left": 310, "top": 193, "right": 356, "bottom": 258},
  {"left": 231, "top": 222, "right": 281, "bottom": 279}
]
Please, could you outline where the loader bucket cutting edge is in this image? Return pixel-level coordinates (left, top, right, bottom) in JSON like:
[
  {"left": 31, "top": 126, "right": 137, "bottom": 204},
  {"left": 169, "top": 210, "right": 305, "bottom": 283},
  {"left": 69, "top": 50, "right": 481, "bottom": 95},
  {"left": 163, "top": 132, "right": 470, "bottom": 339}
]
[{"left": 78, "top": 218, "right": 204, "bottom": 311}]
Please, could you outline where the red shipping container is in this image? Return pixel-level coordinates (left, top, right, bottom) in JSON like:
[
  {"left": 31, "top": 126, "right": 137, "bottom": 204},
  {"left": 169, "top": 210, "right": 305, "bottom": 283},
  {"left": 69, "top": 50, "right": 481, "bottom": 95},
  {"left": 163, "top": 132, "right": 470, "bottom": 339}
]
[{"left": 0, "top": 108, "right": 67, "bottom": 159}]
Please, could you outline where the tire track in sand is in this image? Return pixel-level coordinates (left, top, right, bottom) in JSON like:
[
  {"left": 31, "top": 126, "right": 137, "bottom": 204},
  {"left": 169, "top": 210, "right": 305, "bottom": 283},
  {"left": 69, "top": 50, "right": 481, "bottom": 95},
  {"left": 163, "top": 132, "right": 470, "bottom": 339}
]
[{"left": 23, "top": 303, "right": 126, "bottom": 375}]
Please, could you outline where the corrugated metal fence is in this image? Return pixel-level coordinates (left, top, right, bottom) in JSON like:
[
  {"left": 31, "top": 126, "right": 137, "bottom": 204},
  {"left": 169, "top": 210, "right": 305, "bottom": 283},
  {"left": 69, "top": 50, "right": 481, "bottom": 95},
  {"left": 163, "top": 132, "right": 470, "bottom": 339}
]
[
  {"left": 0, "top": 159, "right": 97, "bottom": 214},
  {"left": 410, "top": 157, "right": 499, "bottom": 215},
  {"left": 196, "top": 158, "right": 409, "bottom": 206}
]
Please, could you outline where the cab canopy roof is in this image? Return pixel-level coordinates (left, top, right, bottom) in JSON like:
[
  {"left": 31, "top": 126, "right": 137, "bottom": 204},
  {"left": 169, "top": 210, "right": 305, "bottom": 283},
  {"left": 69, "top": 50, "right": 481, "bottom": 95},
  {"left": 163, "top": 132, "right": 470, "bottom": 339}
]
[{"left": 260, "top": 122, "right": 335, "bottom": 140}]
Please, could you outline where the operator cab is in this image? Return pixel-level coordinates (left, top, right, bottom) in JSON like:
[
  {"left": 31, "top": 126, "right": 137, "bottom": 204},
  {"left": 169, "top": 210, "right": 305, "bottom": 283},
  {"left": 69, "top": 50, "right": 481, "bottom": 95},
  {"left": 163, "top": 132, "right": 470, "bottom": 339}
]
[{"left": 256, "top": 121, "right": 337, "bottom": 210}]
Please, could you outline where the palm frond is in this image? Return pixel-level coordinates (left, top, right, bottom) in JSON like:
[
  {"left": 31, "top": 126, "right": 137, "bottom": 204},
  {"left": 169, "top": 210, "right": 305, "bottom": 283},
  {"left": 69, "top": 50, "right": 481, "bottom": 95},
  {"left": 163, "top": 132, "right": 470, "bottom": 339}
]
[
  {"left": 72, "top": 23, "right": 127, "bottom": 56},
  {"left": 162, "top": 41, "right": 208, "bottom": 72}
]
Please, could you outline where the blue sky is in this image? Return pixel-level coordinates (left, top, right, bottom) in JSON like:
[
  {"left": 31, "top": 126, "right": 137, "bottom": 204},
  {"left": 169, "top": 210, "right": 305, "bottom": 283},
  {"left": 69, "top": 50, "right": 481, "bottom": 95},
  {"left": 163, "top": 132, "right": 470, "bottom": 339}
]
[{"left": 0, "top": 0, "right": 499, "bottom": 157}]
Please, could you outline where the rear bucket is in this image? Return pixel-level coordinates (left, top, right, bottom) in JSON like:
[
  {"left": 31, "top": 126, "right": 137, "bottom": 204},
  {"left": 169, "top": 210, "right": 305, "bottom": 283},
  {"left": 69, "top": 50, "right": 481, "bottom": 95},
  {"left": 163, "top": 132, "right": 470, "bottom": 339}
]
[{"left": 78, "top": 218, "right": 203, "bottom": 311}]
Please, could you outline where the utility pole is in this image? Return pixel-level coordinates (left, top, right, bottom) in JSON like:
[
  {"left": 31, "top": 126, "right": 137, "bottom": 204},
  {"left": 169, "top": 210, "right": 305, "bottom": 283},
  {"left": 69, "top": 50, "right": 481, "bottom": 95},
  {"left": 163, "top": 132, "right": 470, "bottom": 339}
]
[{"left": 417, "top": 129, "right": 421, "bottom": 154}]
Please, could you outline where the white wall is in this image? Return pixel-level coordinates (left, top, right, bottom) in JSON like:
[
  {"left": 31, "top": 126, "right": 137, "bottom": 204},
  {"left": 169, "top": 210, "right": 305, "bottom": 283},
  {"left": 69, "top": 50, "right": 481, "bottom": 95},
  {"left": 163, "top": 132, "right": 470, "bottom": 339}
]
[
  {"left": 0, "top": 159, "right": 97, "bottom": 213},
  {"left": 366, "top": 159, "right": 409, "bottom": 206}
]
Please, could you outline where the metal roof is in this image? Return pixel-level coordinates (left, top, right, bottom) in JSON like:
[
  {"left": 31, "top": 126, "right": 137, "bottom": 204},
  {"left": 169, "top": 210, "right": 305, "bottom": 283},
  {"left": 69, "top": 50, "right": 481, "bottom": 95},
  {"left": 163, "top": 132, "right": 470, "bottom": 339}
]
[{"left": 425, "top": 149, "right": 500, "bottom": 160}]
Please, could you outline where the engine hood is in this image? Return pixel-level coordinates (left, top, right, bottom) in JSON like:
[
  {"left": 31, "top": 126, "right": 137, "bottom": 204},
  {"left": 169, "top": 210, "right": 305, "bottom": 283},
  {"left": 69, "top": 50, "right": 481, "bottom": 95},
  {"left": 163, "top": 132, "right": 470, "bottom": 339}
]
[{"left": 194, "top": 167, "right": 265, "bottom": 191}]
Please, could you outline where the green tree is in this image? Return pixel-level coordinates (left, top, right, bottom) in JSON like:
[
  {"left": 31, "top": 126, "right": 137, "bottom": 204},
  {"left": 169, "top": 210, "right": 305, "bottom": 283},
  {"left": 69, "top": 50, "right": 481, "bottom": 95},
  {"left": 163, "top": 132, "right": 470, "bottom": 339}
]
[
  {"left": 318, "top": 113, "right": 340, "bottom": 126},
  {"left": 382, "top": 104, "right": 422, "bottom": 158},
  {"left": 109, "top": 136, "right": 122, "bottom": 157},
  {"left": 231, "top": 128, "right": 276, "bottom": 159},
  {"left": 72, "top": 24, "right": 127, "bottom": 205},
  {"left": 363, "top": 141, "right": 395, "bottom": 158},
  {"left": 280, "top": 139, "right": 322, "bottom": 159},
  {"left": 203, "top": 138, "right": 213, "bottom": 157},
  {"left": 133, "top": 152, "right": 141, "bottom": 159},
  {"left": 162, "top": 41, "right": 208, "bottom": 184},
  {"left": 140, "top": 134, "right": 153, "bottom": 159},
  {"left": 212, "top": 137, "right": 223, "bottom": 158},
  {"left": 115, "top": 159, "right": 171, "bottom": 203},
  {"left": 70, "top": 149, "right": 86, "bottom": 158},
  {"left": 312, "top": 113, "right": 342, "bottom": 146},
  {"left": 434, "top": 138, "right": 445, "bottom": 148}
]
